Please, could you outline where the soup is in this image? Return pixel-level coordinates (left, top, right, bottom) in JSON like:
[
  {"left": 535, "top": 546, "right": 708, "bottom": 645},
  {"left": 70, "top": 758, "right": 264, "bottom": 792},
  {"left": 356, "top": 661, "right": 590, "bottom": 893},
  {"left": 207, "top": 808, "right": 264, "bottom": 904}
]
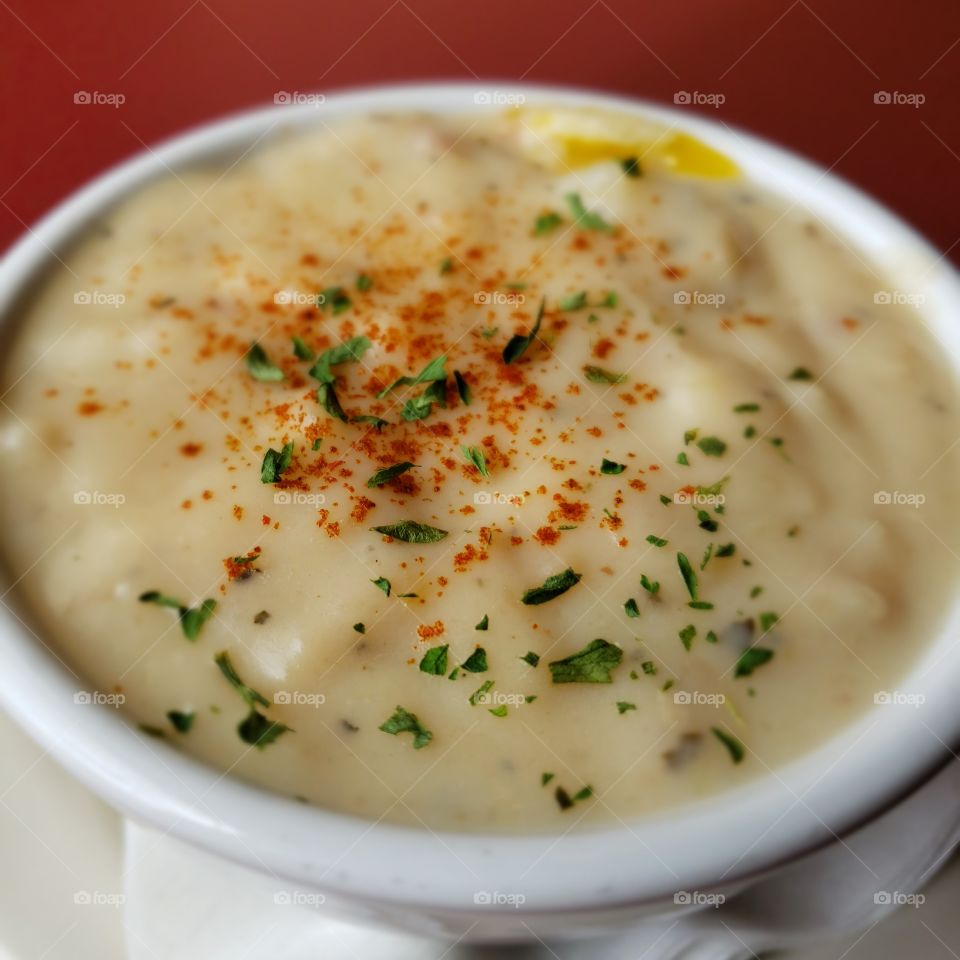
[{"left": 1, "top": 107, "right": 957, "bottom": 830}]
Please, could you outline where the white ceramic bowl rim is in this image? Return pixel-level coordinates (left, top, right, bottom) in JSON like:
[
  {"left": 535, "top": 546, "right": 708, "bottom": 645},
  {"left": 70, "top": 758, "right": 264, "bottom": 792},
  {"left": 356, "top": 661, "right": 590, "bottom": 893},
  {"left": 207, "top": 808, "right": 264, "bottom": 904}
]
[{"left": 1, "top": 81, "right": 960, "bottom": 916}]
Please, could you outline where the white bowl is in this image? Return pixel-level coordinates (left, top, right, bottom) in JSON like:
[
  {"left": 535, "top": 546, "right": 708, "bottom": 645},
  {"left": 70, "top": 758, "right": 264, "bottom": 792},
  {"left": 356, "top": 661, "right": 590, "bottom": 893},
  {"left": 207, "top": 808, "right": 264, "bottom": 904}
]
[{"left": 1, "top": 82, "right": 959, "bottom": 942}]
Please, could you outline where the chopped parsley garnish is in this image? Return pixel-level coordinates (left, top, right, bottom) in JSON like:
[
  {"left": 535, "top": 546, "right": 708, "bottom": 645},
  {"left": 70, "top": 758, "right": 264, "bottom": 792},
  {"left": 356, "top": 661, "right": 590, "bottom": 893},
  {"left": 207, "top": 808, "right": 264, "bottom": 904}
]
[
  {"left": 469, "top": 680, "right": 494, "bottom": 706},
  {"left": 367, "top": 461, "right": 416, "bottom": 488},
  {"left": 617, "top": 701, "right": 637, "bottom": 714},
  {"left": 706, "top": 630, "right": 718, "bottom": 644},
  {"left": 139, "top": 592, "right": 217, "bottom": 642},
  {"left": 679, "top": 624, "right": 696, "bottom": 651},
  {"left": 641, "top": 661, "right": 657, "bottom": 675},
  {"left": 716, "top": 543, "right": 736, "bottom": 558},
  {"left": 566, "top": 192, "right": 615, "bottom": 233},
  {"left": 356, "top": 273, "right": 373, "bottom": 291},
  {"left": 549, "top": 638, "right": 622, "bottom": 684},
  {"left": 697, "top": 436, "right": 727, "bottom": 457},
  {"left": 541, "top": 772, "right": 554, "bottom": 786},
  {"left": 555, "top": 786, "right": 574, "bottom": 810},
  {"left": 534, "top": 211, "right": 562, "bottom": 235},
  {"left": 521, "top": 651, "right": 540, "bottom": 667},
  {"left": 309, "top": 336, "right": 372, "bottom": 385},
  {"left": 260, "top": 441, "right": 294, "bottom": 484},
  {"left": 311, "top": 437, "right": 322, "bottom": 451},
  {"left": 419, "top": 645, "right": 449, "bottom": 676},
  {"left": 689, "top": 601, "right": 714, "bottom": 610},
  {"left": 461, "top": 445, "right": 489, "bottom": 477},
  {"left": 489, "top": 705, "right": 508, "bottom": 718},
  {"left": 214, "top": 651, "right": 269, "bottom": 708},
  {"left": 759, "top": 612, "right": 779, "bottom": 633},
  {"left": 521, "top": 567, "right": 582, "bottom": 605},
  {"left": 640, "top": 573, "right": 660, "bottom": 594},
  {"left": 353, "top": 623, "right": 365, "bottom": 634},
  {"left": 735, "top": 647, "right": 774, "bottom": 677},
  {"left": 371, "top": 577, "right": 391, "bottom": 596},
  {"left": 379, "top": 705, "right": 432, "bottom": 749},
  {"left": 316, "top": 382, "right": 347, "bottom": 421},
  {"left": 378, "top": 355, "right": 447, "bottom": 397},
  {"left": 480, "top": 326, "right": 499, "bottom": 339},
  {"left": 503, "top": 297, "right": 545, "bottom": 365},
  {"left": 439, "top": 257, "right": 454, "bottom": 275},
  {"left": 138, "top": 724, "right": 165, "bottom": 738},
  {"left": 584, "top": 365, "right": 627, "bottom": 384},
  {"left": 712, "top": 727, "right": 745, "bottom": 764},
  {"left": 646, "top": 535, "right": 668, "bottom": 548},
  {"left": 744, "top": 425, "right": 757, "bottom": 438},
  {"left": 318, "top": 286, "right": 352, "bottom": 314},
  {"left": 370, "top": 521, "right": 448, "bottom": 543},
  {"left": 253, "top": 610, "right": 270, "bottom": 625},
  {"left": 601, "top": 458, "right": 626, "bottom": 475},
  {"left": 624, "top": 598, "right": 640, "bottom": 618},
  {"left": 677, "top": 553, "right": 698, "bottom": 600},
  {"left": 462, "top": 647, "right": 488, "bottom": 673},
  {"left": 734, "top": 402, "right": 760, "bottom": 413},
  {"left": 750, "top": 586, "right": 763, "bottom": 598},
  {"left": 166, "top": 710, "right": 195, "bottom": 733},
  {"left": 697, "top": 510, "right": 718, "bottom": 533},
  {"left": 401, "top": 378, "right": 447, "bottom": 421},
  {"left": 701, "top": 544, "right": 714, "bottom": 570},
  {"left": 621, "top": 156, "right": 642, "bottom": 177},
  {"left": 291, "top": 336, "right": 315, "bottom": 361},
  {"left": 475, "top": 615, "right": 489, "bottom": 631},
  {"left": 677, "top": 452, "right": 690, "bottom": 466},
  {"left": 558, "top": 291, "right": 588, "bottom": 311},
  {"left": 454, "top": 370, "right": 471, "bottom": 405},
  {"left": 245, "top": 341, "right": 285, "bottom": 382},
  {"left": 788, "top": 367, "right": 814, "bottom": 381},
  {"left": 351, "top": 414, "right": 390, "bottom": 430}
]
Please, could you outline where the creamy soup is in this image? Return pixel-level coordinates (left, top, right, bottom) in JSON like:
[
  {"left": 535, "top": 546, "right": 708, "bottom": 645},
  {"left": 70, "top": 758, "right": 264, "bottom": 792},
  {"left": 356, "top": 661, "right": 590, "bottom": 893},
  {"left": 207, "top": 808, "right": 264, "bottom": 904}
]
[{"left": 1, "top": 107, "right": 958, "bottom": 831}]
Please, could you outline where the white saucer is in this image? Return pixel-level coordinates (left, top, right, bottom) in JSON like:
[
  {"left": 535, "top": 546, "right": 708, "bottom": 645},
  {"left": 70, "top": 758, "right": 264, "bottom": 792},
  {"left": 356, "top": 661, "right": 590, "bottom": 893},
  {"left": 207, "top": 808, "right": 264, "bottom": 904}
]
[{"left": 1, "top": 705, "right": 958, "bottom": 959}]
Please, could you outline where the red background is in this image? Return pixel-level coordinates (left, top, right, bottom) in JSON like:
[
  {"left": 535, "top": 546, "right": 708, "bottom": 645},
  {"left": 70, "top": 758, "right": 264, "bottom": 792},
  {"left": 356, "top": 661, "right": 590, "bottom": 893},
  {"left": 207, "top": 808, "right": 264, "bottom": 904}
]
[{"left": 2, "top": 0, "right": 958, "bottom": 262}]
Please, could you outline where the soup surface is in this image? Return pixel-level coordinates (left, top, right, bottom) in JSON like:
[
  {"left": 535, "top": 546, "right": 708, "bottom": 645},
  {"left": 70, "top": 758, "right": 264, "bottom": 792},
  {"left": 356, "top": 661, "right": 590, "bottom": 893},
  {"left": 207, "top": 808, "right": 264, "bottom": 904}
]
[{"left": 1, "top": 107, "right": 958, "bottom": 830}]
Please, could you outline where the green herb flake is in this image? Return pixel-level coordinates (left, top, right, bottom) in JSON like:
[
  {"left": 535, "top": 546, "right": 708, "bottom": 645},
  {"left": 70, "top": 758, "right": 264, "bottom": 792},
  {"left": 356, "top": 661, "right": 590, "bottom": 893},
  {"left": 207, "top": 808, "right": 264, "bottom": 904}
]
[
  {"left": 788, "top": 367, "right": 814, "bottom": 381},
  {"left": 706, "top": 630, "right": 718, "bottom": 644},
  {"left": 534, "top": 211, "right": 563, "bottom": 235},
  {"left": 521, "top": 651, "right": 540, "bottom": 667},
  {"left": 616, "top": 701, "right": 637, "bottom": 714},
  {"left": 679, "top": 624, "right": 696, "bottom": 651},
  {"left": 419, "top": 644, "right": 449, "bottom": 676},
  {"left": 549, "top": 639, "right": 623, "bottom": 684},
  {"left": 318, "top": 286, "right": 352, "bottom": 315},
  {"left": 503, "top": 298, "right": 545, "bottom": 365},
  {"left": 140, "top": 592, "right": 217, "bottom": 642},
  {"left": 716, "top": 543, "right": 736, "bottom": 558},
  {"left": 461, "top": 647, "right": 488, "bottom": 673},
  {"left": 735, "top": 647, "right": 774, "bottom": 678},
  {"left": 353, "top": 623, "right": 365, "bottom": 634},
  {"left": 439, "top": 257, "right": 454, "bottom": 275},
  {"left": 214, "top": 651, "right": 269, "bottom": 708},
  {"left": 677, "top": 452, "right": 690, "bottom": 466},
  {"left": 640, "top": 574, "right": 660, "bottom": 594},
  {"left": 469, "top": 680, "right": 494, "bottom": 706},
  {"left": 454, "top": 370, "right": 471, "bottom": 405},
  {"left": 371, "top": 577, "right": 391, "bottom": 597},
  {"left": 646, "top": 535, "right": 668, "bottom": 548},
  {"left": 245, "top": 341, "right": 285, "bottom": 382},
  {"left": 584, "top": 365, "right": 627, "bottom": 384},
  {"left": 351, "top": 414, "right": 390, "bottom": 430},
  {"left": 555, "top": 786, "right": 574, "bottom": 810},
  {"left": 488, "top": 705, "right": 508, "bottom": 718},
  {"left": 291, "top": 336, "right": 315, "bottom": 362},
  {"left": 759, "top": 612, "right": 779, "bottom": 633},
  {"left": 379, "top": 705, "right": 432, "bottom": 749},
  {"left": 734, "top": 402, "right": 760, "bottom": 413},
  {"left": 641, "top": 661, "right": 657, "bottom": 675},
  {"left": 461, "top": 445, "right": 489, "bottom": 477},
  {"left": 697, "top": 436, "right": 727, "bottom": 457},
  {"left": 166, "top": 710, "right": 195, "bottom": 733},
  {"left": 475, "top": 614, "right": 489, "bottom": 631},
  {"left": 521, "top": 567, "right": 582, "bottom": 605},
  {"left": 712, "top": 726, "right": 745, "bottom": 764},
  {"left": 541, "top": 772, "right": 555, "bottom": 786},
  {"left": 367, "top": 461, "right": 416, "bottom": 488},
  {"left": 659, "top": 494, "right": 672, "bottom": 506},
  {"left": 377, "top": 355, "right": 447, "bottom": 398},
  {"left": 677, "top": 553, "right": 698, "bottom": 600},
  {"left": 558, "top": 291, "right": 588, "bottom": 311},
  {"left": 356, "top": 273, "right": 373, "bottom": 291},
  {"left": 624, "top": 598, "right": 640, "bottom": 618},
  {"left": 260, "top": 441, "right": 294, "bottom": 484},
  {"left": 621, "top": 156, "right": 642, "bottom": 177},
  {"left": 601, "top": 458, "right": 626, "bottom": 475},
  {"left": 371, "top": 521, "right": 448, "bottom": 543},
  {"left": 566, "top": 192, "right": 615, "bottom": 233}
]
